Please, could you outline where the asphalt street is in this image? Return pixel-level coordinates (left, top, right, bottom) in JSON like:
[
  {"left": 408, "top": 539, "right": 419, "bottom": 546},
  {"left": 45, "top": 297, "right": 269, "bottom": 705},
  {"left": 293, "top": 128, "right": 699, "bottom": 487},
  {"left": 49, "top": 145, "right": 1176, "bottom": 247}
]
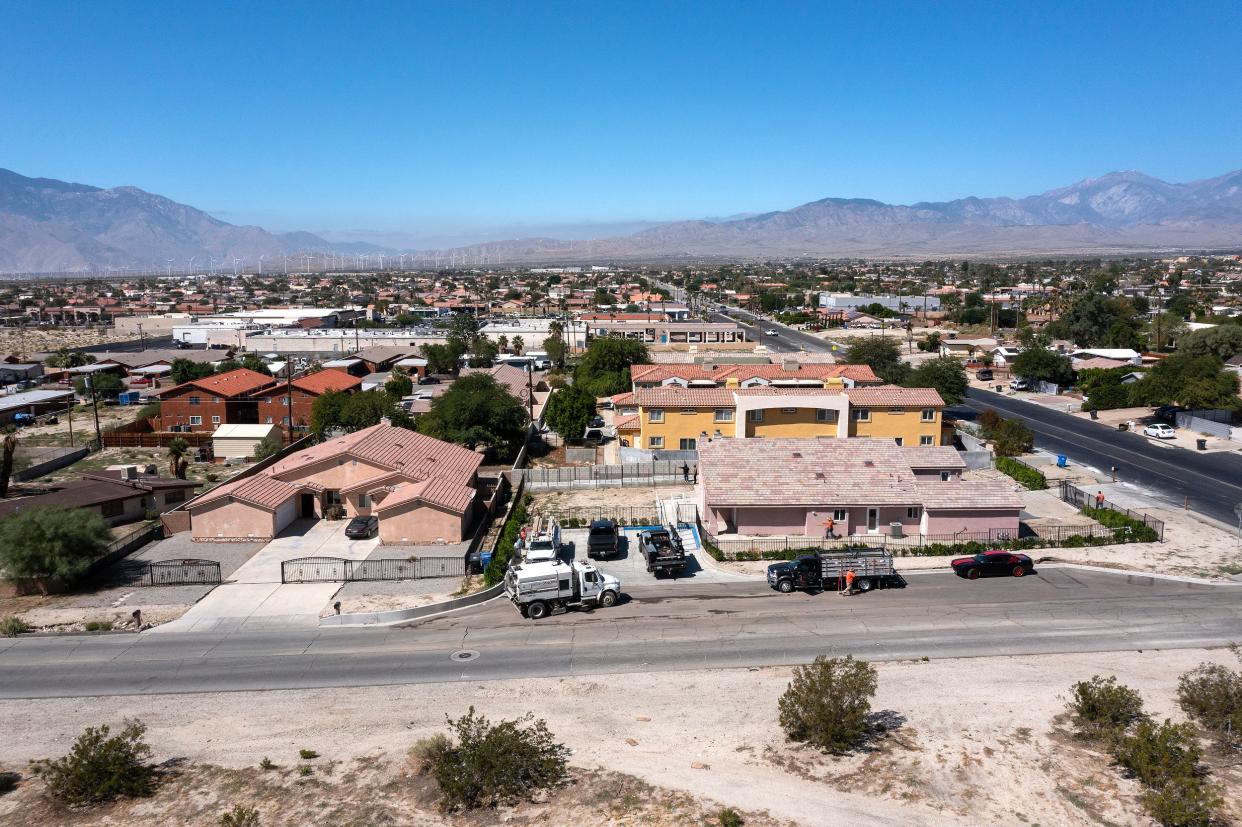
[
  {"left": 959, "top": 388, "right": 1242, "bottom": 525},
  {"left": 1, "top": 568, "right": 1238, "bottom": 699}
]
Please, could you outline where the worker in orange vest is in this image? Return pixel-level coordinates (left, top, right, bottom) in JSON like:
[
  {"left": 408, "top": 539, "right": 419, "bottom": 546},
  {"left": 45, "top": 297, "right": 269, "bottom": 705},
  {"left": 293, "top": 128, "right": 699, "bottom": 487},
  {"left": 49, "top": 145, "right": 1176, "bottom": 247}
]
[
  {"left": 840, "top": 568, "right": 857, "bottom": 596},
  {"left": 825, "top": 517, "right": 835, "bottom": 539}
]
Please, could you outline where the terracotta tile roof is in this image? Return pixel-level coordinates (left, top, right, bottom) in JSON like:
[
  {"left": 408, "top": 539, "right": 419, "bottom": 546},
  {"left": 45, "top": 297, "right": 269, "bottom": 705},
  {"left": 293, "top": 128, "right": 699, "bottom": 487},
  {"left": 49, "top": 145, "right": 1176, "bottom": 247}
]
[
  {"left": 844, "top": 385, "right": 945, "bottom": 407},
  {"left": 191, "top": 474, "right": 299, "bottom": 511},
  {"left": 180, "top": 368, "right": 278, "bottom": 398},
  {"left": 270, "top": 423, "right": 482, "bottom": 485},
  {"left": 374, "top": 476, "right": 477, "bottom": 515},
  {"left": 633, "top": 387, "right": 738, "bottom": 408},
  {"left": 613, "top": 414, "right": 640, "bottom": 431},
  {"left": 917, "top": 482, "right": 1023, "bottom": 510},
  {"left": 732, "top": 387, "right": 846, "bottom": 398},
  {"left": 629, "top": 362, "right": 880, "bottom": 385},
  {"left": 291, "top": 368, "right": 362, "bottom": 395},
  {"left": 903, "top": 446, "right": 966, "bottom": 469}
]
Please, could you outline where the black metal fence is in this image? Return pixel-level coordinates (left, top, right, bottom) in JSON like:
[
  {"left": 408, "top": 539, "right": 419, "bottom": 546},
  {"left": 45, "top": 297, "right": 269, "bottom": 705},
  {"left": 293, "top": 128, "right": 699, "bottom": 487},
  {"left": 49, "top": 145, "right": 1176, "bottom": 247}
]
[
  {"left": 148, "top": 559, "right": 223, "bottom": 586},
  {"left": 530, "top": 502, "right": 698, "bottom": 528},
  {"left": 281, "top": 555, "right": 467, "bottom": 584},
  {"left": 1057, "top": 481, "right": 1165, "bottom": 540},
  {"left": 519, "top": 461, "right": 696, "bottom": 490}
]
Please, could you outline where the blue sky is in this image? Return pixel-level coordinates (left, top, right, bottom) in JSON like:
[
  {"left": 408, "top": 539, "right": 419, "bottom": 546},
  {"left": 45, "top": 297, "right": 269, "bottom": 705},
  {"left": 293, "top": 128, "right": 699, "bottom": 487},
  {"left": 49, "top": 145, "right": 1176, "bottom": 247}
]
[{"left": 2, "top": 1, "right": 1240, "bottom": 244}]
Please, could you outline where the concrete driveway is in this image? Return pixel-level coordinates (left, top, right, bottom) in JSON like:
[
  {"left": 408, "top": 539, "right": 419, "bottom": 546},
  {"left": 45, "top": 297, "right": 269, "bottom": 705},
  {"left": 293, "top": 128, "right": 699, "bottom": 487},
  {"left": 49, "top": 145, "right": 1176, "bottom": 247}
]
[
  {"left": 563, "top": 525, "right": 748, "bottom": 587},
  {"left": 152, "top": 520, "right": 380, "bottom": 633}
]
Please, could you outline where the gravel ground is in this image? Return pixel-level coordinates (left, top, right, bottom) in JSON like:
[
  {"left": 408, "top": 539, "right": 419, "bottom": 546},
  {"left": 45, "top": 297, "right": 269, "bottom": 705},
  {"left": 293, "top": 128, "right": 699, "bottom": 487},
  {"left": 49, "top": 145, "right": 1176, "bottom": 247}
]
[{"left": 366, "top": 541, "right": 469, "bottom": 560}]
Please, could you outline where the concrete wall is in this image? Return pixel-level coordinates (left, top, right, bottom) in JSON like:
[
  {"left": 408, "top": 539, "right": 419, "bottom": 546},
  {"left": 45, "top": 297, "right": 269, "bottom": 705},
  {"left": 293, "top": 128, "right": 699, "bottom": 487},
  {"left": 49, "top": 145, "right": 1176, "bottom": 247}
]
[
  {"left": 924, "top": 508, "right": 1019, "bottom": 536},
  {"left": 732, "top": 506, "right": 809, "bottom": 535},
  {"left": 191, "top": 496, "right": 278, "bottom": 540},
  {"left": 378, "top": 501, "right": 467, "bottom": 544}
]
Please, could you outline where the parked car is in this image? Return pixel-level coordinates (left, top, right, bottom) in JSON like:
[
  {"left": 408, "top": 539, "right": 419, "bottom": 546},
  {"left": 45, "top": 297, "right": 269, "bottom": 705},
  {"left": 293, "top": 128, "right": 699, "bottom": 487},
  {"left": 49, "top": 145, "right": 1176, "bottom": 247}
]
[
  {"left": 951, "top": 550, "right": 1035, "bottom": 580},
  {"left": 976, "top": 368, "right": 994, "bottom": 381},
  {"left": 1009, "top": 377, "right": 1031, "bottom": 391},
  {"left": 344, "top": 515, "right": 378, "bottom": 539},
  {"left": 588, "top": 416, "right": 606, "bottom": 428},
  {"left": 586, "top": 519, "right": 619, "bottom": 559},
  {"left": 1154, "top": 405, "right": 1185, "bottom": 422},
  {"left": 763, "top": 328, "right": 779, "bottom": 336},
  {"left": 1143, "top": 423, "right": 1176, "bottom": 440},
  {"left": 582, "top": 426, "right": 615, "bottom": 445}
]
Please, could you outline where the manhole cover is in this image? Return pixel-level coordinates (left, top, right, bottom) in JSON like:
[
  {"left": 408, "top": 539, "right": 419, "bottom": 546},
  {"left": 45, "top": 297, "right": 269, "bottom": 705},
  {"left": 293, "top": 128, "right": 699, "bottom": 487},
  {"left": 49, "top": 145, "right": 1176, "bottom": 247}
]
[{"left": 450, "top": 650, "right": 480, "bottom": 663}]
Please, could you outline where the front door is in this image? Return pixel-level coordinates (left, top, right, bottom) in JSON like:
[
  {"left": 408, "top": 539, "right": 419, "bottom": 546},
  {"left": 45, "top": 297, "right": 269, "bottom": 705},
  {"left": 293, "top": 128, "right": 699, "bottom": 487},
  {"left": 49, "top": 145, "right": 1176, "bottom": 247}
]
[
  {"left": 300, "top": 493, "right": 315, "bottom": 518},
  {"left": 866, "top": 508, "right": 879, "bottom": 533}
]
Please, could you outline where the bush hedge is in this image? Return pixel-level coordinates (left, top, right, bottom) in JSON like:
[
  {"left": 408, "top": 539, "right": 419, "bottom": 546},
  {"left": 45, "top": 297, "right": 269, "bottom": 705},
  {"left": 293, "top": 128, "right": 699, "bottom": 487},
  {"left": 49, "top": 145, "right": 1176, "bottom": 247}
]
[
  {"left": 484, "top": 493, "right": 530, "bottom": 586},
  {"left": 431, "top": 707, "right": 569, "bottom": 810},
  {"left": 31, "top": 719, "right": 154, "bottom": 806},
  {"left": 1080, "top": 506, "right": 1160, "bottom": 542},
  {"left": 995, "top": 456, "right": 1048, "bottom": 490}
]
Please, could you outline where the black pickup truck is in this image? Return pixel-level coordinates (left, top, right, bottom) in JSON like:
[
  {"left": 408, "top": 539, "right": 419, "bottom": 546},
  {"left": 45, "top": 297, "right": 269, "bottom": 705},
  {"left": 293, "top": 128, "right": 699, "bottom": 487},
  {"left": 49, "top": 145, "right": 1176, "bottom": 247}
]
[
  {"left": 638, "top": 528, "right": 686, "bottom": 577},
  {"left": 766, "top": 548, "right": 905, "bottom": 593},
  {"left": 586, "top": 519, "right": 619, "bottom": 560}
]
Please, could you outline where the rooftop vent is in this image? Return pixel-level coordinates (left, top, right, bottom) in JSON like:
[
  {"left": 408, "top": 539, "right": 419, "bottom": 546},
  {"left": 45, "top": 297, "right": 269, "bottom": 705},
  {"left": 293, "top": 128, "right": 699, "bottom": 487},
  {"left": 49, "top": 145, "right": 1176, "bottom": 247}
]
[
  {"left": 814, "top": 472, "right": 825, "bottom": 479},
  {"left": 791, "top": 452, "right": 803, "bottom": 458},
  {"left": 864, "top": 460, "right": 875, "bottom": 467}
]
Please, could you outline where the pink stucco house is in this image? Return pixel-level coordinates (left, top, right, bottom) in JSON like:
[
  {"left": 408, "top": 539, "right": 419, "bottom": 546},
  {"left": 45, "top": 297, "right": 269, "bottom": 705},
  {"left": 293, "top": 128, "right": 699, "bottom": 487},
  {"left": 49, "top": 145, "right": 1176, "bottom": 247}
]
[
  {"left": 187, "top": 423, "right": 483, "bottom": 544},
  {"left": 695, "top": 437, "right": 1020, "bottom": 540}
]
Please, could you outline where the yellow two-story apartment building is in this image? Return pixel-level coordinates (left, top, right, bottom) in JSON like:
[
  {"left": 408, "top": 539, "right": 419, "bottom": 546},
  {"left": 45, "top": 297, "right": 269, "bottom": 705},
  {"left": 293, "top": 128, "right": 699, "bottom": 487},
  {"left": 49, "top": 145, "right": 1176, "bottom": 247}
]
[{"left": 626, "top": 385, "right": 945, "bottom": 451}]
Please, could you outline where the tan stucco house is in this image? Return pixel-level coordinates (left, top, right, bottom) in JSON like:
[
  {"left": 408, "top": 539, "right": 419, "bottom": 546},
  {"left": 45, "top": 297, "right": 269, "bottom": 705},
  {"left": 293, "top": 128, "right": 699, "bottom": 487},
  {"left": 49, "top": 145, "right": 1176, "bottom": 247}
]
[{"left": 186, "top": 423, "right": 483, "bottom": 544}]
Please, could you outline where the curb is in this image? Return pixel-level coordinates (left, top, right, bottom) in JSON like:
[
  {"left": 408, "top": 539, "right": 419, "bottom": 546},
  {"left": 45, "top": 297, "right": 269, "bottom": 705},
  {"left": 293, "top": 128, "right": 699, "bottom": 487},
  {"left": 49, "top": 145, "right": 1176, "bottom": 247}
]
[
  {"left": 318, "top": 581, "right": 505, "bottom": 627},
  {"left": 899, "top": 562, "right": 1242, "bottom": 587}
]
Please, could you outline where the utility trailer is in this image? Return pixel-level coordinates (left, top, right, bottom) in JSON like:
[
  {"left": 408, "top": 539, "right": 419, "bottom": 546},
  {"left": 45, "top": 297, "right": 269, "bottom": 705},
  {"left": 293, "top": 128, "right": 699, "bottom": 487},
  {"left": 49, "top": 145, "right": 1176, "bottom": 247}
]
[
  {"left": 504, "top": 560, "right": 621, "bottom": 620},
  {"left": 515, "top": 515, "right": 562, "bottom": 564},
  {"left": 637, "top": 527, "right": 687, "bottom": 577},
  {"left": 766, "top": 547, "right": 905, "bottom": 593}
]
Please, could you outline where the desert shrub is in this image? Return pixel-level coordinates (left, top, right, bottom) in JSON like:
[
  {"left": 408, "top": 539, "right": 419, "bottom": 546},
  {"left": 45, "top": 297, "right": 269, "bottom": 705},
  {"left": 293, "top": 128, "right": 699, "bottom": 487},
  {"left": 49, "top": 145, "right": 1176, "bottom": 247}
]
[
  {"left": 1177, "top": 652, "right": 1242, "bottom": 746},
  {"left": 778, "top": 655, "right": 878, "bottom": 753},
  {"left": 83, "top": 620, "right": 113, "bottom": 632},
  {"left": 432, "top": 707, "right": 569, "bottom": 810},
  {"left": 995, "top": 456, "right": 1047, "bottom": 490},
  {"left": 1111, "top": 718, "right": 1200, "bottom": 789},
  {"left": 0, "top": 616, "right": 32, "bottom": 637},
  {"left": 297, "top": 749, "right": 318, "bottom": 760},
  {"left": 1066, "top": 675, "right": 1146, "bottom": 739},
  {"left": 1139, "top": 774, "right": 1222, "bottom": 827},
  {"left": 717, "top": 807, "right": 744, "bottom": 827},
  {"left": 219, "top": 804, "right": 261, "bottom": 827},
  {"left": 31, "top": 719, "right": 154, "bottom": 806},
  {"left": 408, "top": 733, "right": 451, "bottom": 774},
  {"left": 258, "top": 757, "right": 275, "bottom": 771},
  {"left": 251, "top": 436, "right": 282, "bottom": 462}
]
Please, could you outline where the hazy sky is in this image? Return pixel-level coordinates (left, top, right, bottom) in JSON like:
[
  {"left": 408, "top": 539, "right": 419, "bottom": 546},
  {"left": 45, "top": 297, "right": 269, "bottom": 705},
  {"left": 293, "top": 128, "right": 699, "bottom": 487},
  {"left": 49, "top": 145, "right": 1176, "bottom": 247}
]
[{"left": 2, "top": 0, "right": 1240, "bottom": 239}]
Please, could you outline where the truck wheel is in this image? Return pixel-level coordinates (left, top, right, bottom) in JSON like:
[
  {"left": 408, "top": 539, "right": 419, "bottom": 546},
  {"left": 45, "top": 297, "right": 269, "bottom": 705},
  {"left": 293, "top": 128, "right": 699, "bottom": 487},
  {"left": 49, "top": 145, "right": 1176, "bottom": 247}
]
[
  {"left": 856, "top": 578, "right": 873, "bottom": 592},
  {"left": 776, "top": 579, "right": 794, "bottom": 593},
  {"left": 527, "top": 601, "right": 549, "bottom": 620},
  {"left": 598, "top": 590, "right": 618, "bottom": 608}
]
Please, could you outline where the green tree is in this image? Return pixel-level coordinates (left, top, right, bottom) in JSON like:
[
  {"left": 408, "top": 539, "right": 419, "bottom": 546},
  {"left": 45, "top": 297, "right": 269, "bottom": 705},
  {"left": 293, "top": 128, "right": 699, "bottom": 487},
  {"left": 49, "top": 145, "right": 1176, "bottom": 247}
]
[
  {"left": 0, "top": 506, "right": 111, "bottom": 582},
  {"left": 467, "top": 336, "right": 499, "bottom": 368},
  {"left": 0, "top": 427, "right": 17, "bottom": 498},
  {"left": 1129, "top": 354, "right": 1239, "bottom": 410},
  {"left": 845, "top": 337, "right": 910, "bottom": 385},
  {"left": 574, "top": 338, "right": 649, "bottom": 397},
  {"left": 310, "top": 390, "right": 411, "bottom": 438},
  {"left": 415, "top": 374, "right": 528, "bottom": 459},
  {"left": 251, "top": 436, "right": 283, "bottom": 461},
  {"left": 1011, "top": 347, "right": 1074, "bottom": 386},
  {"left": 46, "top": 349, "right": 96, "bottom": 369},
  {"left": 511, "top": 335, "right": 525, "bottom": 356},
  {"left": 543, "top": 384, "right": 596, "bottom": 441},
  {"left": 905, "top": 357, "right": 967, "bottom": 405},
  {"left": 542, "top": 333, "right": 567, "bottom": 369},
  {"left": 1178, "top": 325, "right": 1242, "bottom": 362},
  {"left": 74, "top": 371, "right": 124, "bottom": 400},
  {"left": 170, "top": 358, "right": 216, "bottom": 385},
  {"left": 420, "top": 343, "right": 461, "bottom": 375},
  {"left": 385, "top": 371, "right": 413, "bottom": 399},
  {"left": 778, "top": 655, "right": 879, "bottom": 754},
  {"left": 238, "top": 353, "right": 272, "bottom": 375}
]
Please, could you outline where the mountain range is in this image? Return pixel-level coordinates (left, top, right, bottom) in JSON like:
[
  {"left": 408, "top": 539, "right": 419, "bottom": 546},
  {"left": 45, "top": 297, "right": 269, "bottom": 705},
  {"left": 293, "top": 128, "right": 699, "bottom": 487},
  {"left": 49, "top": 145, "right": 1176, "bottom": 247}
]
[{"left": 1, "top": 166, "right": 1241, "bottom": 273}]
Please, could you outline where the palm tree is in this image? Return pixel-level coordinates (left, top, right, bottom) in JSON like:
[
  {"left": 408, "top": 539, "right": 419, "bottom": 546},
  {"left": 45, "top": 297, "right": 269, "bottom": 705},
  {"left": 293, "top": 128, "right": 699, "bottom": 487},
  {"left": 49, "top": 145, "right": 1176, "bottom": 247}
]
[
  {"left": 512, "top": 336, "right": 525, "bottom": 356},
  {"left": 167, "top": 437, "right": 189, "bottom": 480},
  {"left": 0, "top": 428, "right": 17, "bottom": 497},
  {"left": 497, "top": 334, "right": 510, "bottom": 354}
]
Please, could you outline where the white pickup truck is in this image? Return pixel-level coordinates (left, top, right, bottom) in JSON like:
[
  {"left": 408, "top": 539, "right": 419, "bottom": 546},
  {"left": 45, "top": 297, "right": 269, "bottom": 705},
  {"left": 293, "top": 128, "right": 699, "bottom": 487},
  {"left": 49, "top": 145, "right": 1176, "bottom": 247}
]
[{"left": 504, "top": 560, "right": 621, "bottom": 620}]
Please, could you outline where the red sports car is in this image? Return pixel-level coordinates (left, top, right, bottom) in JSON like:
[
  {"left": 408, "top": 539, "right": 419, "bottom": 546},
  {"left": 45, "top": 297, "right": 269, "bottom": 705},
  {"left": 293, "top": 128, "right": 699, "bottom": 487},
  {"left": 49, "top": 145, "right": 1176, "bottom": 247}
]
[{"left": 951, "top": 550, "right": 1035, "bottom": 580}]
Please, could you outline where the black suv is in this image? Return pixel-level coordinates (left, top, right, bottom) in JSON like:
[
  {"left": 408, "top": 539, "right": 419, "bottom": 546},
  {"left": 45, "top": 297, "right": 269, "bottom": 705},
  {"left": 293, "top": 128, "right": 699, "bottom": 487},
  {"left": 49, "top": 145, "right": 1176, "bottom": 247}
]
[{"left": 587, "top": 519, "right": 619, "bottom": 559}]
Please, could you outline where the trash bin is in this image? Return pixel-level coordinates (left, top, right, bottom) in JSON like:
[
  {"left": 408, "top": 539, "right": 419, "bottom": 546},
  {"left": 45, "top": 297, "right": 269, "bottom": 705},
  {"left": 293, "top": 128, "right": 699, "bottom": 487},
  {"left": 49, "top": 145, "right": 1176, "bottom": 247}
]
[
  {"left": 1118, "top": 423, "right": 1127, "bottom": 431},
  {"left": 1089, "top": 410, "right": 1099, "bottom": 420},
  {"left": 1196, "top": 438, "right": 1207, "bottom": 451},
  {"left": 1056, "top": 455, "right": 1067, "bottom": 468}
]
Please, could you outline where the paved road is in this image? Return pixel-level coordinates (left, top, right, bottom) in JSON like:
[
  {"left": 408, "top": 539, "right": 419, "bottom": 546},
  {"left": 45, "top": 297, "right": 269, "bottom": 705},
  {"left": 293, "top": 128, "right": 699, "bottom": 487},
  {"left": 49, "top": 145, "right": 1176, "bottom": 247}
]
[
  {"left": 706, "top": 309, "right": 848, "bottom": 355},
  {"left": 959, "top": 388, "right": 1242, "bottom": 525},
  {"left": 2, "top": 568, "right": 1238, "bottom": 698}
]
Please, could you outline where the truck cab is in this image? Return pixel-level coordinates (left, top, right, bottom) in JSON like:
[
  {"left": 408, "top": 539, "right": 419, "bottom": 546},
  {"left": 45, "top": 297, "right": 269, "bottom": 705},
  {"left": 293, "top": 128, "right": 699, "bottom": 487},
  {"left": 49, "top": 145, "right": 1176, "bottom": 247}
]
[
  {"left": 517, "top": 517, "right": 561, "bottom": 564},
  {"left": 504, "top": 560, "right": 621, "bottom": 620},
  {"left": 766, "top": 555, "right": 822, "bottom": 592},
  {"left": 586, "top": 519, "right": 619, "bottom": 560}
]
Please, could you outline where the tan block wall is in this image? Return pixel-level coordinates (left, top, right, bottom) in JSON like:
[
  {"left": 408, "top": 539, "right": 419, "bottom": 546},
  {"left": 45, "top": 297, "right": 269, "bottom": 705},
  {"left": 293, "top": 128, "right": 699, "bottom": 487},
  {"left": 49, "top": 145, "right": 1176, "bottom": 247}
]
[
  {"left": 378, "top": 502, "right": 467, "bottom": 544},
  {"left": 849, "top": 408, "right": 941, "bottom": 446},
  {"left": 191, "top": 497, "right": 277, "bottom": 540}
]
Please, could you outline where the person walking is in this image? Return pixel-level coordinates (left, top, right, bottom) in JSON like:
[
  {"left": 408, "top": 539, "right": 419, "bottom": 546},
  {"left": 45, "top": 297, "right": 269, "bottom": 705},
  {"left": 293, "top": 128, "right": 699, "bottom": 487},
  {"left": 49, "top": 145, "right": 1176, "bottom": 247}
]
[
  {"left": 1095, "top": 490, "right": 1105, "bottom": 509},
  {"left": 825, "top": 516, "right": 835, "bottom": 538},
  {"left": 840, "top": 568, "right": 856, "bottom": 596},
  {"left": 682, "top": 462, "right": 690, "bottom": 482},
  {"left": 691, "top": 465, "right": 698, "bottom": 484}
]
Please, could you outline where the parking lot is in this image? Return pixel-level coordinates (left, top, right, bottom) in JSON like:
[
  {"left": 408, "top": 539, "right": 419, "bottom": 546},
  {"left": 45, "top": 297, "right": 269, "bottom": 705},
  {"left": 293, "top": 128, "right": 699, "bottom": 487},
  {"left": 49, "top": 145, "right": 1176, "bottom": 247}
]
[{"left": 560, "top": 525, "right": 746, "bottom": 586}]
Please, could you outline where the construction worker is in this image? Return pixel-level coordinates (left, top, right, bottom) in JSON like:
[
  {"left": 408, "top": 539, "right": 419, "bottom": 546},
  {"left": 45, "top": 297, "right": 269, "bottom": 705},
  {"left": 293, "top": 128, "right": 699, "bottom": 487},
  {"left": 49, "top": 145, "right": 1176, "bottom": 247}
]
[
  {"left": 1095, "top": 490, "right": 1105, "bottom": 509},
  {"left": 840, "top": 568, "right": 857, "bottom": 596},
  {"left": 825, "top": 516, "right": 836, "bottom": 539}
]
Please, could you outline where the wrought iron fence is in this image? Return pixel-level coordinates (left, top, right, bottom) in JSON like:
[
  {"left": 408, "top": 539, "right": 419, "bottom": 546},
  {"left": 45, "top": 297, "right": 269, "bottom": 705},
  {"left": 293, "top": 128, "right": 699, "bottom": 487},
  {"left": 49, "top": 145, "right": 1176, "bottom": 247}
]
[
  {"left": 147, "top": 558, "right": 222, "bottom": 586},
  {"left": 281, "top": 555, "right": 467, "bottom": 584},
  {"left": 1057, "top": 481, "right": 1165, "bottom": 540},
  {"left": 530, "top": 502, "right": 698, "bottom": 528},
  {"left": 518, "top": 460, "right": 698, "bottom": 490}
]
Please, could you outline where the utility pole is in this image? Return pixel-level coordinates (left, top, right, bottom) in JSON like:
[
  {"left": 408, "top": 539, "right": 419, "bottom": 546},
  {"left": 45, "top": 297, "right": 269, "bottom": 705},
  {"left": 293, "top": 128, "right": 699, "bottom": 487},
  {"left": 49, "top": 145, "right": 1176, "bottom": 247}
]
[
  {"left": 285, "top": 361, "right": 294, "bottom": 445},
  {"left": 137, "top": 323, "right": 145, "bottom": 351},
  {"left": 85, "top": 374, "right": 102, "bottom": 449}
]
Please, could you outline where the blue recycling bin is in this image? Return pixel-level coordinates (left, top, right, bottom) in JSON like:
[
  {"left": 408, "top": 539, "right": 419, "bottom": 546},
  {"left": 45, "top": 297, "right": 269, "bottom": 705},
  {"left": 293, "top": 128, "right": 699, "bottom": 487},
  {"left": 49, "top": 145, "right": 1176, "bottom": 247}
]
[
  {"left": 1056, "top": 455, "right": 1067, "bottom": 468},
  {"left": 479, "top": 552, "right": 493, "bottom": 570}
]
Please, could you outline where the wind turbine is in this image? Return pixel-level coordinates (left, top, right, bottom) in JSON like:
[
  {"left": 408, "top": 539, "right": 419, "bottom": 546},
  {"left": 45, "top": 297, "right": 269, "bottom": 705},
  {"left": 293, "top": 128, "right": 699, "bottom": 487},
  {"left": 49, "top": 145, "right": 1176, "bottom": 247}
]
[
  {"left": 187, "top": 256, "right": 196, "bottom": 275},
  {"left": 258, "top": 254, "right": 265, "bottom": 275},
  {"left": 167, "top": 259, "right": 174, "bottom": 277},
  {"left": 233, "top": 258, "right": 241, "bottom": 276}
]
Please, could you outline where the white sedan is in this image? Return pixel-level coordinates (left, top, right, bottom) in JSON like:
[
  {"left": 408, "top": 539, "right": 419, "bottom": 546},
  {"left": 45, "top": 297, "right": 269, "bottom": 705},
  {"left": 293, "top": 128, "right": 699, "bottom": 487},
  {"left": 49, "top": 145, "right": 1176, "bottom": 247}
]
[
  {"left": 763, "top": 328, "right": 780, "bottom": 336},
  {"left": 1143, "top": 423, "right": 1176, "bottom": 439}
]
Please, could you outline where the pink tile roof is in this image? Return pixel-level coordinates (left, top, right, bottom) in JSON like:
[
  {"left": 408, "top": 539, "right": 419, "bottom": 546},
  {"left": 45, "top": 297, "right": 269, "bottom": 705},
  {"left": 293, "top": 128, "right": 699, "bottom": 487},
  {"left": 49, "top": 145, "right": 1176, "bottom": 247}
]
[
  {"left": 917, "top": 482, "right": 1023, "bottom": 510},
  {"left": 844, "top": 385, "right": 945, "bottom": 407},
  {"left": 374, "top": 476, "right": 477, "bottom": 514},
  {"left": 191, "top": 474, "right": 299, "bottom": 510},
  {"left": 903, "top": 446, "right": 966, "bottom": 468},
  {"left": 271, "top": 423, "right": 482, "bottom": 484},
  {"left": 633, "top": 387, "right": 739, "bottom": 408}
]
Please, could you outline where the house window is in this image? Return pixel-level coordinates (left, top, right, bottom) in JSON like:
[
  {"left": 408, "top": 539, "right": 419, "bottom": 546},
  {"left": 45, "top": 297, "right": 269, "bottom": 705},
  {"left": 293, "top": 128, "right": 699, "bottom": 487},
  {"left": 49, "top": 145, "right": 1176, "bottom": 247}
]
[
  {"left": 648, "top": 408, "right": 664, "bottom": 423},
  {"left": 188, "top": 396, "right": 201, "bottom": 406},
  {"left": 748, "top": 409, "right": 765, "bottom": 422},
  {"left": 907, "top": 506, "right": 922, "bottom": 520},
  {"left": 940, "top": 471, "right": 952, "bottom": 481},
  {"left": 648, "top": 436, "right": 664, "bottom": 449},
  {"left": 921, "top": 408, "right": 936, "bottom": 422},
  {"left": 189, "top": 415, "right": 202, "bottom": 425},
  {"left": 265, "top": 416, "right": 273, "bottom": 424},
  {"left": 852, "top": 408, "right": 871, "bottom": 422},
  {"left": 681, "top": 408, "right": 696, "bottom": 415},
  {"left": 282, "top": 416, "right": 290, "bottom": 425},
  {"left": 264, "top": 397, "right": 272, "bottom": 404},
  {"left": 679, "top": 438, "right": 697, "bottom": 450},
  {"left": 893, "top": 437, "right": 904, "bottom": 446},
  {"left": 358, "top": 493, "right": 371, "bottom": 507},
  {"left": 781, "top": 407, "right": 797, "bottom": 414},
  {"left": 325, "top": 490, "right": 343, "bottom": 506},
  {"left": 714, "top": 408, "right": 734, "bottom": 422},
  {"left": 165, "top": 489, "right": 186, "bottom": 505},
  {"left": 832, "top": 509, "right": 847, "bottom": 521},
  {"left": 100, "top": 500, "right": 124, "bottom": 518},
  {"left": 920, "top": 435, "right": 935, "bottom": 446},
  {"left": 815, "top": 409, "right": 837, "bottom": 422},
  {"left": 212, "top": 415, "right": 221, "bottom": 424}
]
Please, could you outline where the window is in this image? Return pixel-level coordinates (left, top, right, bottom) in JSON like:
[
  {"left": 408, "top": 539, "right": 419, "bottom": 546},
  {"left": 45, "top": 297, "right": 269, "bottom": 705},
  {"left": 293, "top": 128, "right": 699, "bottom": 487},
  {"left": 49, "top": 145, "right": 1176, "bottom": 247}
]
[
  {"left": 920, "top": 435, "right": 935, "bottom": 446},
  {"left": 648, "top": 436, "right": 664, "bottom": 449},
  {"left": 358, "top": 493, "right": 371, "bottom": 507},
  {"left": 852, "top": 408, "right": 871, "bottom": 422},
  {"left": 832, "top": 509, "right": 847, "bottom": 521},
  {"left": 781, "top": 407, "right": 797, "bottom": 414},
  {"left": 681, "top": 408, "right": 696, "bottom": 415},
  {"left": 211, "top": 415, "right": 221, "bottom": 424},
  {"left": 265, "top": 416, "right": 273, "bottom": 424},
  {"left": 940, "top": 471, "right": 952, "bottom": 481},
  {"left": 188, "top": 396, "right": 201, "bottom": 406},
  {"left": 907, "top": 506, "right": 922, "bottom": 520},
  {"left": 714, "top": 408, "right": 734, "bottom": 422},
  {"left": 921, "top": 408, "right": 936, "bottom": 422},
  {"left": 816, "top": 409, "right": 837, "bottom": 422},
  {"left": 648, "top": 408, "right": 664, "bottom": 423},
  {"left": 188, "top": 415, "right": 202, "bottom": 425},
  {"left": 325, "top": 490, "right": 343, "bottom": 506},
  {"left": 893, "top": 437, "right": 904, "bottom": 446},
  {"left": 748, "top": 409, "right": 765, "bottom": 422},
  {"left": 100, "top": 500, "right": 124, "bottom": 518},
  {"left": 282, "top": 416, "right": 290, "bottom": 425},
  {"left": 679, "top": 438, "right": 697, "bottom": 450},
  {"left": 164, "top": 489, "right": 186, "bottom": 505},
  {"left": 263, "top": 397, "right": 272, "bottom": 404}
]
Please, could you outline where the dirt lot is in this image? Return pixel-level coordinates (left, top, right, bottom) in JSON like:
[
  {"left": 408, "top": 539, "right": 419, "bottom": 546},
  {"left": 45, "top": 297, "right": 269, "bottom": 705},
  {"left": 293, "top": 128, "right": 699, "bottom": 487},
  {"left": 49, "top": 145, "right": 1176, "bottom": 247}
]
[
  {"left": 528, "top": 484, "right": 695, "bottom": 513},
  {"left": 0, "top": 326, "right": 132, "bottom": 360},
  {"left": 1, "top": 649, "right": 1237, "bottom": 826}
]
